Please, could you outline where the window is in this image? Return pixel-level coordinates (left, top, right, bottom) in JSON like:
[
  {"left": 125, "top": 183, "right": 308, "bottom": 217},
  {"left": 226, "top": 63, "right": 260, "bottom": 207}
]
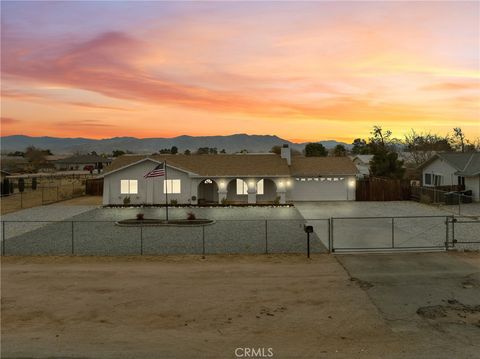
[
  {"left": 236, "top": 179, "right": 248, "bottom": 195},
  {"left": 424, "top": 173, "right": 432, "bottom": 185},
  {"left": 458, "top": 176, "right": 465, "bottom": 186},
  {"left": 433, "top": 174, "right": 442, "bottom": 186},
  {"left": 257, "top": 179, "right": 264, "bottom": 195},
  {"left": 164, "top": 179, "right": 181, "bottom": 194},
  {"left": 120, "top": 180, "right": 138, "bottom": 194}
]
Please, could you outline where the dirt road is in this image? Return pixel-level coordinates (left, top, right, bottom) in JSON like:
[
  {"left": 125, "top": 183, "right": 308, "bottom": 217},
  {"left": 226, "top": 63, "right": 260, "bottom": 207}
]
[{"left": 1, "top": 254, "right": 478, "bottom": 358}]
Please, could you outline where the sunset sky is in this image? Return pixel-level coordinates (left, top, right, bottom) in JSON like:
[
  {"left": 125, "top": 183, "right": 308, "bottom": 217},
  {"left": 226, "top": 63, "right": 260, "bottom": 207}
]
[{"left": 1, "top": 1, "right": 479, "bottom": 143}]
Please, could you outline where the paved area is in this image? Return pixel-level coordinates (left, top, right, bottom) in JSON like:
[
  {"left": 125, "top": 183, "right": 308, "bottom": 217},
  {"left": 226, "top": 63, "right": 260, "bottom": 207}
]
[
  {"left": 2, "top": 206, "right": 326, "bottom": 255},
  {"left": 336, "top": 252, "right": 480, "bottom": 358}
]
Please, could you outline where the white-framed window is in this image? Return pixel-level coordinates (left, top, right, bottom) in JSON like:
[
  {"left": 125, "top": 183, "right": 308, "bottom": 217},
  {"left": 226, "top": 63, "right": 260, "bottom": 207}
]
[
  {"left": 164, "top": 179, "right": 181, "bottom": 194},
  {"left": 120, "top": 179, "right": 138, "bottom": 194},
  {"left": 236, "top": 179, "right": 248, "bottom": 195},
  {"left": 257, "top": 179, "right": 264, "bottom": 195}
]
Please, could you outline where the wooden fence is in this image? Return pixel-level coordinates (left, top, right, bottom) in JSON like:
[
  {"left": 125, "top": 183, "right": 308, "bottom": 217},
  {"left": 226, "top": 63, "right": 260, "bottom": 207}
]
[
  {"left": 356, "top": 177, "right": 411, "bottom": 201},
  {"left": 86, "top": 178, "right": 103, "bottom": 196}
]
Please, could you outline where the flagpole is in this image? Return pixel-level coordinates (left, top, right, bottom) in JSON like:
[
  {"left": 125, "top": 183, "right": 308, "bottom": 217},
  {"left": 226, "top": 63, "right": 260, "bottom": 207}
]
[{"left": 165, "top": 160, "right": 169, "bottom": 222}]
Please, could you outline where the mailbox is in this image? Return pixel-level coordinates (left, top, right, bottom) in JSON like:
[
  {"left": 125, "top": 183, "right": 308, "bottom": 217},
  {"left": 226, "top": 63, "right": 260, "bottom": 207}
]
[{"left": 304, "top": 225, "right": 313, "bottom": 233}]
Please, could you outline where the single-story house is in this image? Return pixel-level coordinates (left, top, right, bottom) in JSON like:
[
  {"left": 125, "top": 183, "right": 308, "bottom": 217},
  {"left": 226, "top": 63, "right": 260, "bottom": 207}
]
[
  {"left": 102, "top": 145, "right": 358, "bottom": 205},
  {"left": 418, "top": 152, "right": 480, "bottom": 201},
  {"left": 351, "top": 155, "right": 373, "bottom": 178},
  {"left": 54, "top": 154, "right": 112, "bottom": 172}
]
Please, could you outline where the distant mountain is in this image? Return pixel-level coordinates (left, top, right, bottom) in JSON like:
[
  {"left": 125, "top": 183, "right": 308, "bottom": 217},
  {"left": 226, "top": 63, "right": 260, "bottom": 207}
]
[{"left": 0, "top": 134, "right": 351, "bottom": 154}]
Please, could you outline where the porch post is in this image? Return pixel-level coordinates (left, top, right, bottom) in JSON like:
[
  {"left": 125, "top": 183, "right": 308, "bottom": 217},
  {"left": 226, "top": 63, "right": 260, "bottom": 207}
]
[
  {"left": 276, "top": 179, "right": 286, "bottom": 204},
  {"left": 247, "top": 179, "right": 257, "bottom": 204},
  {"left": 217, "top": 179, "right": 227, "bottom": 204}
]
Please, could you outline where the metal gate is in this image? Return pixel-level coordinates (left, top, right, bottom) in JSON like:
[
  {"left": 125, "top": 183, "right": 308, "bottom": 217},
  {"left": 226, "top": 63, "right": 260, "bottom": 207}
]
[
  {"left": 448, "top": 217, "right": 480, "bottom": 249},
  {"left": 329, "top": 215, "right": 451, "bottom": 252}
]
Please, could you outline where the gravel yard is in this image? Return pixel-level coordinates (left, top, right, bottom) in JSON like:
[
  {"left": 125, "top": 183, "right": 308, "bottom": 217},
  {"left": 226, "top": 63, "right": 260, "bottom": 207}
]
[{"left": 1, "top": 206, "right": 326, "bottom": 255}]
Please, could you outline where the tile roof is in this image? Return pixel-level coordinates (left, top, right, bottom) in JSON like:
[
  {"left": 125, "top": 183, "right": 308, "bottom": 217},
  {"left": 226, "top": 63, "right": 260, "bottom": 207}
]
[{"left": 105, "top": 154, "right": 358, "bottom": 177}]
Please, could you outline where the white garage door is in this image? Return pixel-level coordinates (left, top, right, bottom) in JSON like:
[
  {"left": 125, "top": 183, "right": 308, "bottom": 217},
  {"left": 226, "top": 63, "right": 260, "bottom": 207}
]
[{"left": 288, "top": 180, "right": 349, "bottom": 201}]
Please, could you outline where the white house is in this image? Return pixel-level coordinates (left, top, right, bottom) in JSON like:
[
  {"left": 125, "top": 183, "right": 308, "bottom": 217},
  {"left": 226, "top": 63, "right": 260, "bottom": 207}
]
[
  {"left": 102, "top": 145, "right": 358, "bottom": 205},
  {"left": 351, "top": 155, "right": 373, "bottom": 178},
  {"left": 418, "top": 152, "right": 480, "bottom": 201}
]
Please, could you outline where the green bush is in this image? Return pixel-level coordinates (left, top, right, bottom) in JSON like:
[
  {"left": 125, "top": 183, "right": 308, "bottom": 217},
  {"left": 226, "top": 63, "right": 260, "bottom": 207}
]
[
  {"left": 123, "top": 196, "right": 131, "bottom": 205},
  {"left": 273, "top": 196, "right": 281, "bottom": 205},
  {"left": 221, "top": 197, "right": 229, "bottom": 205},
  {"left": 170, "top": 199, "right": 178, "bottom": 206}
]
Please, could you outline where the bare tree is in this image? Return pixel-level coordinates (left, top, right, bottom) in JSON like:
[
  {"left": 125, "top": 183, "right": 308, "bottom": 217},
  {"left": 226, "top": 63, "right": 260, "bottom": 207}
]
[{"left": 453, "top": 127, "right": 466, "bottom": 152}]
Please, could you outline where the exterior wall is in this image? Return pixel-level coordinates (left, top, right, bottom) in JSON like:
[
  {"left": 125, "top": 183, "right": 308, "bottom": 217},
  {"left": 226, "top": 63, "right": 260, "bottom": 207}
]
[
  {"left": 422, "top": 159, "right": 459, "bottom": 187},
  {"left": 103, "top": 160, "right": 194, "bottom": 205},
  {"left": 465, "top": 175, "right": 480, "bottom": 202},
  {"left": 286, "top": 176, "right": 356, "bottom": 201}
]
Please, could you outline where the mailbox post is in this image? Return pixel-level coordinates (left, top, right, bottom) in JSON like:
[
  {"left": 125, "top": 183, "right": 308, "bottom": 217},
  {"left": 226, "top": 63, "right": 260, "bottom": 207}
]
[{"left": 304, "top": 225, "right": 313, "bottom": 258}]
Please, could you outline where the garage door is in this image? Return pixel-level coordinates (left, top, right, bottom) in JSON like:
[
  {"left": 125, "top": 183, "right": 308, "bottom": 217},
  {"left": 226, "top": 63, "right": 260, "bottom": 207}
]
[{"left": 288, "top": 180, "right": 349, "bottom": 201}]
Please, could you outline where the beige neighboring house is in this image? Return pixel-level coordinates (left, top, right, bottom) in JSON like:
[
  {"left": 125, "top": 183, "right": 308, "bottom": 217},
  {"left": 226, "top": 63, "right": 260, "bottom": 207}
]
[
  {"left": 351, "top": 155, "right": 373, "bottom": 178},
  {"left": 102, "top": 144, "right": 358, "bottom": 205}
]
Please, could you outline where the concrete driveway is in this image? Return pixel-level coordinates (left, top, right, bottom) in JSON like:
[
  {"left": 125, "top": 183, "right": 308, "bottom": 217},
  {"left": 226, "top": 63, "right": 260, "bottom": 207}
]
[
  {"left": 336, "top": 252, "right": 480, "bottom": 358},
  {"left": 295, "top": 201, "right": 457, "bottom": 251}
]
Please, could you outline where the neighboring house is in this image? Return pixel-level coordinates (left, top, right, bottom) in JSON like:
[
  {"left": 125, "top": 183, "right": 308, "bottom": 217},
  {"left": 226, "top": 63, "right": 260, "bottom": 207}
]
[
  {"left": 351, "top": 155, "right": 373, "bottom": 178},
  {"left": 418, "top": 152, "right": 480, "bottom": 201},
  {"left": 54, "top": 155, "right": 112, "bottom": 172},
  {"left": 102, "top": 145, "right": 358, "bottom": 205},
  {"left": 1, "top": 170, "right": 11, "bottom": 180}
]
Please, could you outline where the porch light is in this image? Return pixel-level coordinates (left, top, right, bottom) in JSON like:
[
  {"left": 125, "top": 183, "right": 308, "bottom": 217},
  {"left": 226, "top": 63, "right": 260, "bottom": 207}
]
[
  {"left": 278, "top": 181, "right": 284, "bottom": 188},
  {"left": 286, "top": 180, "right": 292, "bottom": 187},
  {"left": 219, "top": 181, "right": 226, "bottom": 189},
  {"left": 348, "top": 179, "right": 356, "bottom": 188},
  {"left": 248, "top": 180, "right": 255, "bottom": 188}
]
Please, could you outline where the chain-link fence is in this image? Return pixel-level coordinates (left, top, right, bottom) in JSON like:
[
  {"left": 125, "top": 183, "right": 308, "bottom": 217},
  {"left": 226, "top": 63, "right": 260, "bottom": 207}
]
[
  {"left": 411, "top": 186, "right": 474, "bottom": 216},
  {"left": 0, "top": 219, "right": 330, "bottom": 256}
]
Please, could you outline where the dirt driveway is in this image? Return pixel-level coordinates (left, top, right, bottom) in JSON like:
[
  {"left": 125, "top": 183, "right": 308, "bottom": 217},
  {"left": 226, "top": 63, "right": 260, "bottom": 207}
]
[{"left": 2, "top": 253, "right": 479, "bottom": 359}]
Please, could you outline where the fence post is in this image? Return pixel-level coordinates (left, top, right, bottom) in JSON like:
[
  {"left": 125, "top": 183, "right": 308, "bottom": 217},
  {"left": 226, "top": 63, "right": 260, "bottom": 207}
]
[
  {"left": 328, "top": 218, "right": 331, "bottom": 253},
  {"left": 452, "top": 216, "right": 456, "bottom": 245},
  {"left": 202, "top": 225, "right": 205, "bottom": 258},
  {"left": 330, "top": 218, "right": 335, "bottom": 253},
  {"left": 445, "top": 216, "right": 449, "bottom": 251},
  {"left": 265, "top": 220, "right": 268, "bottom": 254},
  {"left": 2, "top": 221, "right": 5, "bottom": 256},
  {"left": 391, "top": 218, "right": 395, "bottom": 248},
  {"left": 71, "top": 221, "right": 74, "bottom": 255}
]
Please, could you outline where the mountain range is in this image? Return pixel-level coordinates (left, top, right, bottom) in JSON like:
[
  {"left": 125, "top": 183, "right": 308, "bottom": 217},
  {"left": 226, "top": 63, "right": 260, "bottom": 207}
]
[{"left": 1, "top": 134, "right": 351, "bottom": 154}]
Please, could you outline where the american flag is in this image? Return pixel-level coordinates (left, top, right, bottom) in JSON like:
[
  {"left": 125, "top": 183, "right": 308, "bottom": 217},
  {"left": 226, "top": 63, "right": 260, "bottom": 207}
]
[{"left": 144, "top": 162, "right": 165, "bottom": 178}]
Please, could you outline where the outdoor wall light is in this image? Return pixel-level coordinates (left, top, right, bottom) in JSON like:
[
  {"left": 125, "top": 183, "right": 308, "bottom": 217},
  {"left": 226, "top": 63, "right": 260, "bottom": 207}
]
[
  {"left": 249, "top": 181, "right": 255, "bottom": 188},
  {"left": 278, "top": 181, "right": 284, "bottom": 187},
  {"left": 348, "top": 179, "right": 356, "bottom": 188},
  {"left": 286, "top": 180, "right": 292, "bottom": 187},
  {"left": 219, "top": 181, "right": 226, "bottom": 189}
]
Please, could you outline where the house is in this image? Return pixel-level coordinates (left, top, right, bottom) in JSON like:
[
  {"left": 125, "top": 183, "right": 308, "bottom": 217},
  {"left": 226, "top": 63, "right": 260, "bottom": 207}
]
[
  {"left": 351, "top": 155, "right": 373, "bottom": 178},
  {"left": 418, "top": 152, "right": 480, "bottom": 201},
  {"left": 102, "top": 145, "right": 358, "bottom": 205},
  {"left": 54, "top": 154, "right": 112, "bottom": 172}
]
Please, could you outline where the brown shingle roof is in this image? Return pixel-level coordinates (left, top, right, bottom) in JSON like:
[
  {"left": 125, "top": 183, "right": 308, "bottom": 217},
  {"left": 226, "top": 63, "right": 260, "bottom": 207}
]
[
  {"left": 105, "top": 154, "right": 358, "bottom": 177},
  {"left": 105, "top": 154, "right": 290, "bottom": 177},
  {"left": 290, "top": 156, "right": 358, "bottom": 176}
]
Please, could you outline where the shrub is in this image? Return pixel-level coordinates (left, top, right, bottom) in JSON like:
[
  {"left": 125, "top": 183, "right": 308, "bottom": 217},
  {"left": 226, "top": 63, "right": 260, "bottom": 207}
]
[
  {"left": 273, "top": 196, "right": 281, "bottom": 205},
  {"left": 18, "top": 178, "right": 25, "bottom": 193},
  {"left": 136, "top": 213, "right": 144, "bottom": 220},
  {"left": 187, "top": 211, "right": 196, "bottom": 220},
  {"left": 420, "top": 194, "right": 432, "bottom": 204},
  {"left": 221, "top": 197, "right": 229, "bottom": 205},
  {"left": 123, "top": 196, "right": 131, "bottom": 205},
  {"left": 170, "top": 199, "right": 178, "bottom": 206}
]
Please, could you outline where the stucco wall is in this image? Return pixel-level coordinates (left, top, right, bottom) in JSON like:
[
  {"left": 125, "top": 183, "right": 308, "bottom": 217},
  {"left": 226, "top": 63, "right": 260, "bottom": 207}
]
[
  {"left": 103, "top": 160, "right": 195, "bottom": 205},
  {"left": 465, "top": 175, "right": 480, "bottom": 201},
  {"left": 286, "top": 176, "right": 355, "bottom": 201},
  {"left": 422, "top": 159, "right": 459, "bottom": 186}
]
